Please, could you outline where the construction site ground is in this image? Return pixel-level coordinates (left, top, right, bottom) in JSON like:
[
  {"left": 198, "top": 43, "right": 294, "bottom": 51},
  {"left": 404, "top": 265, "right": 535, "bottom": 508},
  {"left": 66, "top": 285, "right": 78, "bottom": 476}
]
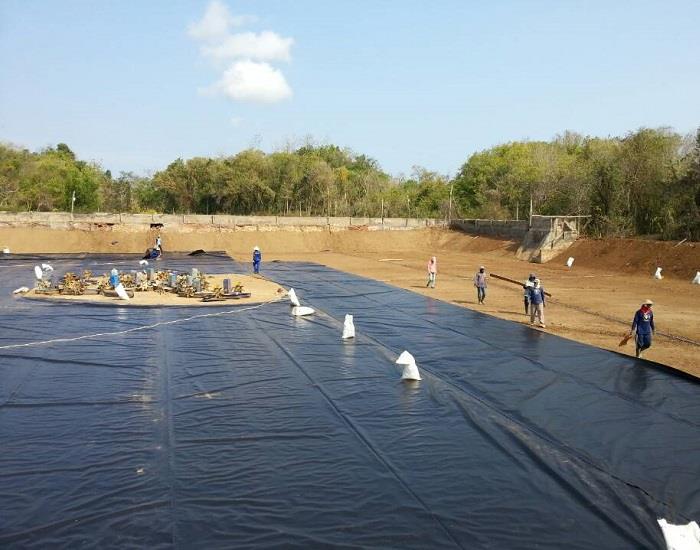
[{"left": 2, "top": 226, "right": 698, "bottom": 377}]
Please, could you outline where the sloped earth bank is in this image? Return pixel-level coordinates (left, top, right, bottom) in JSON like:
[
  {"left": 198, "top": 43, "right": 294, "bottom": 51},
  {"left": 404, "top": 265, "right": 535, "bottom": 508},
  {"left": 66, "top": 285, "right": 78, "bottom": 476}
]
[{"left": 2, "top": 227, "right": 699, "bottom": 376}]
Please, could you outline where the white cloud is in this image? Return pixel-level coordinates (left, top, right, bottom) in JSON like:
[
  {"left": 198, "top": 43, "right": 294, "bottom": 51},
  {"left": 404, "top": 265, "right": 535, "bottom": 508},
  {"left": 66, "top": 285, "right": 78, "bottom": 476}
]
[
  {"left": 187, "top": 0, "right": 257, "bottom": 43},
  {"left": 189, "top": 1, "right": 294, "bottom": 104},
  {"left": 201, "top": 31, "right": 293, "bottom": 63},
  {"left": 210, "top": 61, "right": 292, "bottom": 103}
]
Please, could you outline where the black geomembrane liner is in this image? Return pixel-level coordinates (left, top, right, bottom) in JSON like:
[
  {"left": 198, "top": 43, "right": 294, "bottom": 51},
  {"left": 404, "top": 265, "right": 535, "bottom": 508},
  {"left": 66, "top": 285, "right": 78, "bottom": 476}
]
[{"left": 0, "top": 253, "right": 698, "bottom": 548}]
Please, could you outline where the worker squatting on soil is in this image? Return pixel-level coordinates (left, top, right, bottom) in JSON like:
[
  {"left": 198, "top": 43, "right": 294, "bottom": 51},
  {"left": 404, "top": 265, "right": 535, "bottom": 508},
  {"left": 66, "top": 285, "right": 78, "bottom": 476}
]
[
  {"left": 529, "top": 278, "right": 546, "bottom": 328},
  {"left": 473, "top": 266, "right": 487, "bottom": 304},
  {"left": 426, "top": 256, "right": 437, "bottom": 288},
  {"left": 142, "top": 234, "right": 163, "bottom": 260},
  {"left": 253, "top": 246, "right": 262, "bottom": 274},
  {"left": 523, "top": 273, "right": 536, "bottom": 314},
  {"left": 630, "top": 299, "right": 655, "bottom": 358}
]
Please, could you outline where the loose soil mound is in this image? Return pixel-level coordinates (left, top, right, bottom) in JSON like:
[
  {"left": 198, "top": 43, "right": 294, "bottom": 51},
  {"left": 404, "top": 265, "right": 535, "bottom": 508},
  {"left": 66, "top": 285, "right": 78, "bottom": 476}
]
[{"left": 556, "top": 237, "right": 699, "bottom": 280}]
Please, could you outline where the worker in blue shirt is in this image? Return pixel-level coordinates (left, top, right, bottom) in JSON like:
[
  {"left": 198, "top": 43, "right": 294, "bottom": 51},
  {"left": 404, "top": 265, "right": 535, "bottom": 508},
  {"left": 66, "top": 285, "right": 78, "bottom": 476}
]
[
  {"left": 528, "top": 278, "right": 546, "bottom": 328},
  {"left": 109, "top": 268, "right": 119, "bottom": 289},
  {"left": 630, "top": 299, "right": 655, "bottom": 358},
  {"left": 252, "top": 246, "right": 262, "bottom": 274}
]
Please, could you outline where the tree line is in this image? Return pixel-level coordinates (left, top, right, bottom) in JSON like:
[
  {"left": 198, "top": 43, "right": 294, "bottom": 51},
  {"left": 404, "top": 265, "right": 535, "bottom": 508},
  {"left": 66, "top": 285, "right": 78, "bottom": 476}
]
[{"left": 1, "top": 127, "right": 698, "bottom": 239}]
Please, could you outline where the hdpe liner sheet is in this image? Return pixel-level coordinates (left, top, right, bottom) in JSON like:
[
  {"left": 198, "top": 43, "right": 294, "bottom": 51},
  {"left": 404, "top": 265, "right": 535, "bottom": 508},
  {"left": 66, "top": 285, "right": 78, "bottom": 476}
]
[{"left": 1, "top": 255, "right": 699, "bottom": 548}]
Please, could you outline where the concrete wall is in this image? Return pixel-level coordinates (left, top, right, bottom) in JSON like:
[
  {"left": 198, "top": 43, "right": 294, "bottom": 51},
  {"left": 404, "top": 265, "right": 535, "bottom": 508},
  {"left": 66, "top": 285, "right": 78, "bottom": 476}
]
[
  {"left": 450, "top": 218, "right": 529, "bottom": 239},
  {"left": 516, "top": 215, "right": 586, "bottom": 263},
  {"left": 0, "top": 211, "right": 446, "bottom": 232}
]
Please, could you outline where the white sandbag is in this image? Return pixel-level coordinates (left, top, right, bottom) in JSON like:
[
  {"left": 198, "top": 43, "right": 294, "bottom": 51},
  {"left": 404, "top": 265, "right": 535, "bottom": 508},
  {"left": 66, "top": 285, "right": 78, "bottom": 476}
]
[
  {"left": 34, "top": 265, "right": 43, "bottom": 280},
  {"left": 288, "top": 288, "right": 301, "bottom": 307},
  {"left": 657, "top": 519, "right": 700, "bottom": 550},
  {"left": 13, "top": 286, "right": 29, "bottom": 294},
  {"left": 654, "top": 267, "right": 664, "bottom": 280},
  {"left": 692, "top": 272, "right": 700, "bottom": 285},
  {"left": 139, "top": 259, "right": 149, "bottom": 266},
  {"left": 2, "top": 247, "right": 9, "bottom": 254},
  {"left": 41, "top": 263, "right": 54, "bottom": 272},
  {"left": 396, "top": 350, "right": 415, "bottom": 366},
  {"left": 342, "top": 314, "right": 355, "bottom": 339},
  {"left": 401, "top": 361, "right": 422, "bottom": 381},
  {"left": 566, "top": 257, "right": 575, "bottom": 268},
  {"left": 291, "top": 306, "right": 314, "bottom": 316},
  {"left": 114, "top": 283, "right": 130, "bottom": 301}
]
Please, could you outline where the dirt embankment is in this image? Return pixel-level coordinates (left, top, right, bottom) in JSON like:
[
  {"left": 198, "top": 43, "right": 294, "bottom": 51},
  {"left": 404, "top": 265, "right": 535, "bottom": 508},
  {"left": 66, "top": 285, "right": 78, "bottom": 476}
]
[
  {"left": 559, "top": 238, "right": 700, "bottom": 280},
  {"left": 2, "top": 226, "right": 699, "bottom": 376}
]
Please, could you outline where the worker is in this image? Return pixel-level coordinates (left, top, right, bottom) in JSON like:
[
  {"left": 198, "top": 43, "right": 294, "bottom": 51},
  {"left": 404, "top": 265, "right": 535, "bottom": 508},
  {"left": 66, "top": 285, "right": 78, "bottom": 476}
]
[
  {"left": 528, "top": 278, "right": 546, "bottom": 327},
  {"left": 473, "top": 266, "right": 487, "bottom": 304},
  {"left": 143, "top": 246, "right": 161, "bottom": 260},
  {"left": 426, "top": 256, "right": 437, "bottom": 288},
  {"left": 523, "top": 273, "right": 536, "bottom": 314},
  {"left": 253, "top": 246, "right": 262, "bottom": 274},
  {"left": 109, "top": 268, "right": 120, "bottom": 289},
  {"left": 630, "top": 299, "right": 655, "bottom": 358},
  {"left": 155, "top": 234, "right": 162, "bottom": 251}
]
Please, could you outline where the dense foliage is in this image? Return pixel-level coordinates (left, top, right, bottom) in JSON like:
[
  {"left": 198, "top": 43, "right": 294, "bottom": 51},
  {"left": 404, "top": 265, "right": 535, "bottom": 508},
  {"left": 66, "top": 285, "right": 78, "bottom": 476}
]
[
  {"left": 453, "top": 128, "right": 700, "bottom": 239},
  {"left": 1, "top": 127, "right": 698, "bottom": 239}
]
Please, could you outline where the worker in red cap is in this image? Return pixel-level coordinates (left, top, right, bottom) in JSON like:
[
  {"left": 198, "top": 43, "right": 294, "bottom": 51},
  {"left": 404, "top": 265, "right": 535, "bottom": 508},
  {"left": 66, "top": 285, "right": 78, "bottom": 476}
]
[{"left": 630, "top": 299, "right": 655, "bottom": 358}]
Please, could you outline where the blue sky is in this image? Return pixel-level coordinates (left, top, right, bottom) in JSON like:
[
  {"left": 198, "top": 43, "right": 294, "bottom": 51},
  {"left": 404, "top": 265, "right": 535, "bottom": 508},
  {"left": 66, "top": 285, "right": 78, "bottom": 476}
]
[{"left": 1, "top": 0, "right": 699, "bottom": 177}]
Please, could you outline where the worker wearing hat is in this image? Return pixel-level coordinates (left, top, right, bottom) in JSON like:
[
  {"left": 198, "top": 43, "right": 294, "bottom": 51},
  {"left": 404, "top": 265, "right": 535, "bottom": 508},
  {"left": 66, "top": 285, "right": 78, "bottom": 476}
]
[
  {"left": 630, "top": 299, "right": 655, "bottom": 358},
  {"left": 252, "top": 246, "right": 262, "bottom": 274},
  {"left": 528, "top": 278, "right": 546, "bottom": 327},
  {"left": 473, "top": 265, "right": 487, "bottom": 304}
]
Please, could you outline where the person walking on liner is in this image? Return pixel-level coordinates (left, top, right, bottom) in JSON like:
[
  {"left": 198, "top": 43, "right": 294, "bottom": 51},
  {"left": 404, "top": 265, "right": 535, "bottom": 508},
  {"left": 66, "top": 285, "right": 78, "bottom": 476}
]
[
  {"left": 473, "top": 266, "right": 488, "bottom": 304},
  {"left": 426, "top": 256, "right": 437, "bottom": 288},
  {"left": 629, "top": 299, "right": 655, "bottom": 358},
  {"left": 528, "top": 278, "right": 546, "bottom": 327}
]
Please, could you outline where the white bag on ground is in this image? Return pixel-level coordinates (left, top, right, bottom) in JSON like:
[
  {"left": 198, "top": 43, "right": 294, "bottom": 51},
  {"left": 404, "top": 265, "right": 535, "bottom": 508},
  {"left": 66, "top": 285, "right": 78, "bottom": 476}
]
[
  {"left": 291, "top": 306, "right": 314, "bottom": 316},
  {"left": 654, "top": 267, "right": 664, "bottom": 280},
  {"left": 2, "top": 247, "right": 9, "bottom": 254},
  {"left": 13, "top": 286, "right": 29, "bottom": 294},
  {"left": 396, "top": 350, "right": 421, "bottom": 381},
  {"left": 566, "top": 257, "right": 575, "bottom": 268},
  {"left": 115, "top": 283, "right": 130, "bottom": 301},
  {"left": 288, "top": 288, "right": 301, "bottom": 307},
  {"left": 41, "top": 263, "right": 53, "bottom": 272},
  {"left": 692, "top": 272, "right": 700, "bottom": 285},
  {"left": 401, "top": 361, "right": 422, "bottom": 381},
  {"left": 342, "top": 314, "right": 355, "bottom": 339},
  {"left": 657, "top": 519, "right": 700, "bottom": 550},
  {"left": 34, "top": 265, "right": 43, "bottom": 280}
]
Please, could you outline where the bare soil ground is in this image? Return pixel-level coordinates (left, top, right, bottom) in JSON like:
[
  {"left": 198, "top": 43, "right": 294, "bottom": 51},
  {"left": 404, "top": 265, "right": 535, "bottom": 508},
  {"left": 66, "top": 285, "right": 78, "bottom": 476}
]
[{"left": 2, "top": 226, "right": 699, "bottom": 377}]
